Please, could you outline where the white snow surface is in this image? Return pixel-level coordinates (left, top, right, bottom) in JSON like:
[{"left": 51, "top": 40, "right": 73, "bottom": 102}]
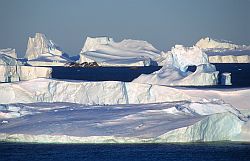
[
  {"left": 0, "top": 101, "right": 249, "bottom": 143},
  {"left": 196, "top": 37, "right": 250, "bottom": 63},
  {"left": 79, "top": 37, "right": 160, "bottom": 66},
  {"left": 196, "top": 37, "right": 241, "bottom": 50},
  {"left": 25, "top": 33, "right": 72, "bottom": 66},
  {"left": 134, "top": 45, "right": 218, "bottom": 86}
]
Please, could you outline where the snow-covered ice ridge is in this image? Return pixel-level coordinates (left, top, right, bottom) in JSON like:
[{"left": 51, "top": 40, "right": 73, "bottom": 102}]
[
  {"left": 196, "top": 37, "right": 250, "bottom": 63},
  {"left": 0, "top": 101, "right": 249, "bottom": 143},
  {"left": 79, "top": 37, "right": 160, "bottom": 66},
  {"left": 133, "top": 45, "right": 219, "bottom": 86},
  {"left": 25, "top": 33, "right": 72, "bottom": 66}
]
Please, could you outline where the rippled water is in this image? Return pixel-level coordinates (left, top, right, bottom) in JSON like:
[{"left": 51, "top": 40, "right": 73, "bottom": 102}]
[{"left": 1, "top": 142, "right": 250, "bottom": 161}]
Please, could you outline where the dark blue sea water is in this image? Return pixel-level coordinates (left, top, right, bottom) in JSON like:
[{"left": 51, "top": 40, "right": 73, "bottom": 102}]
[
  {"left": 52, "top": 63, "right": 250, "bottom": 87},
  {"left": 1, "top": 142, "right": 250, "bottom": 161}
]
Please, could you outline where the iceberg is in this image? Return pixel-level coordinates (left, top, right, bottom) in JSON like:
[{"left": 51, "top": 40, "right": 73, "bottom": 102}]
[
  {"left": 79, "top": 37, "right": 160, "bottom": 66},
  {"left": 0, "top": 49, "right": 52, "bottom": 82},
  {"left": 0, "top": 78, "right": 191, "bottom": 104},
  {"left": 134, "top": 45, "right": 219, "bottom": 86},
  {"left": 0, "top": 48, "right": 17, "bottom": 59},
  {"left": 0, "top": 78, "right": 249, "bottom": 143},
  {"left": 196, "top": 37, "right": 250, "bottom": 63},
  {"left": 0, "top": 66, "right": 52, "bottom": 83},
  {"left": 0, "top": 49, "right": 20, "bottom": 82},
  {"left": 0, "top": 48, "right": 19, "bottom": 66},
  {"left": 0, "top": 101, "right": 248, "bottom": 143},
  {"left": 0, "top": 78, "right": 249, "bottom": 109},
  {"left": 221, "top": 73, "right": 232, "bottom": 85},
  {"left": 196, "top": 37, "right": 240, "bottom": 50},
  {"left": 25, "top": 33, "right": 72, "bottom": 66}
]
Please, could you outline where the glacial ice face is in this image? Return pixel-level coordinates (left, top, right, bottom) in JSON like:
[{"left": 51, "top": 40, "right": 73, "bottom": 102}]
[
  {"left": 0, "top": 47, "right": 52, "bottom": 82},
  {"left": 0, "top": 66, "right": 52, "bottom": 83},
  {"left": 0, "top": 78, "right": 191, "bottom": 104},
  {"left": 0, "top": 66, "right": 20, "bottom": 82},
  {"left": 196, "top": 37, "right": 250, "bottom": 63},
  {"left": 221, "top": 73, "right": 232, "bottom": 85},
  {"left": 196, "top": 37, "right": 240, "bottom": 50},
  {"left": 157, "top": 112, "right": 245, "bottom": 142},
  {"left": 79, "top": 37, "right": 160, "bottom": 66},
  {"left": 25, "top": 33, "right": 64, "bottom": 60},
  {"left": 159, "top": 45, "right": 209, "bottom": 72},
  {"left": 134, "top": 45, "right": 218, "bottom": 86},
  {"left": 208, "top": 55, "right": 250, "bottom": 63},
  {"left": 24, "top": 33, "right": 72, "bottom": 66}
]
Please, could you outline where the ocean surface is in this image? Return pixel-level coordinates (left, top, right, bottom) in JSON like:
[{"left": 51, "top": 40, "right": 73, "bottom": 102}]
[
  {"left": 52, "top": 63, "right": 250, "bottom": 87},
  {"left": 1, "top": 142, "right": 250, "bottom": 161}
]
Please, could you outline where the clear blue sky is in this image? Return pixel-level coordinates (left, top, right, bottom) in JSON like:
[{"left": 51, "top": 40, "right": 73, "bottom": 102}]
[{"left": 0, "top": 0, "right": 249, "bottom": 57}]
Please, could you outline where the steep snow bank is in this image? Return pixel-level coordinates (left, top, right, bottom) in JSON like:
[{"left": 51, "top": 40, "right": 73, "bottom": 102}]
[
  {"left": 79, "top": 37, "right": 160, "bottom": 66},
  {"left": 134, "top": 45, "right": 218, "bottom": 86}
]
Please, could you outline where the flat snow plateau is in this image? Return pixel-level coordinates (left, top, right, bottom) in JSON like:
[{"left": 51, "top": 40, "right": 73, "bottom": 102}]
[{"left": 0, "top": 78, "right": 249, "bottom": 143}]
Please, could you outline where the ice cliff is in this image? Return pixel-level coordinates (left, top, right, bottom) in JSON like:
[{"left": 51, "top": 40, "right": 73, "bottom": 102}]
[
  {"left": 196, "top": 37, "right": 250, "bottom": 63},
  {"left": 133, "top": 45, "right": 219, "bottom": 86},
  {"left": 0, "top": 49, "right": 52, "bottom": 82},
  {"left": 79, "top": 37, "right": 160, "bottom": 66},
  {"left": 25, "top": 33, "right": 72, "bottom": 66},
  {"left": 0, "top": 78, "right": 191, "bottom": 104}
]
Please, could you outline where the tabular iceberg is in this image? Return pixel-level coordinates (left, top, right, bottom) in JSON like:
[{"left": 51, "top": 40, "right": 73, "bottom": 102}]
[
  {"left": 196, "top": 37, "right": 250, "bottom": 63},
  {"left": 0, "top": 101, "right": 248, "bottom": 143},
  {"left": 79, "top": 37, "right": 160, "bottom": 66},
  {"left": 25, "top": 33, "right": 72, "bottom": 66},
  {"left": 134, "top": 45, "right": 219, "bottom": 86}
]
